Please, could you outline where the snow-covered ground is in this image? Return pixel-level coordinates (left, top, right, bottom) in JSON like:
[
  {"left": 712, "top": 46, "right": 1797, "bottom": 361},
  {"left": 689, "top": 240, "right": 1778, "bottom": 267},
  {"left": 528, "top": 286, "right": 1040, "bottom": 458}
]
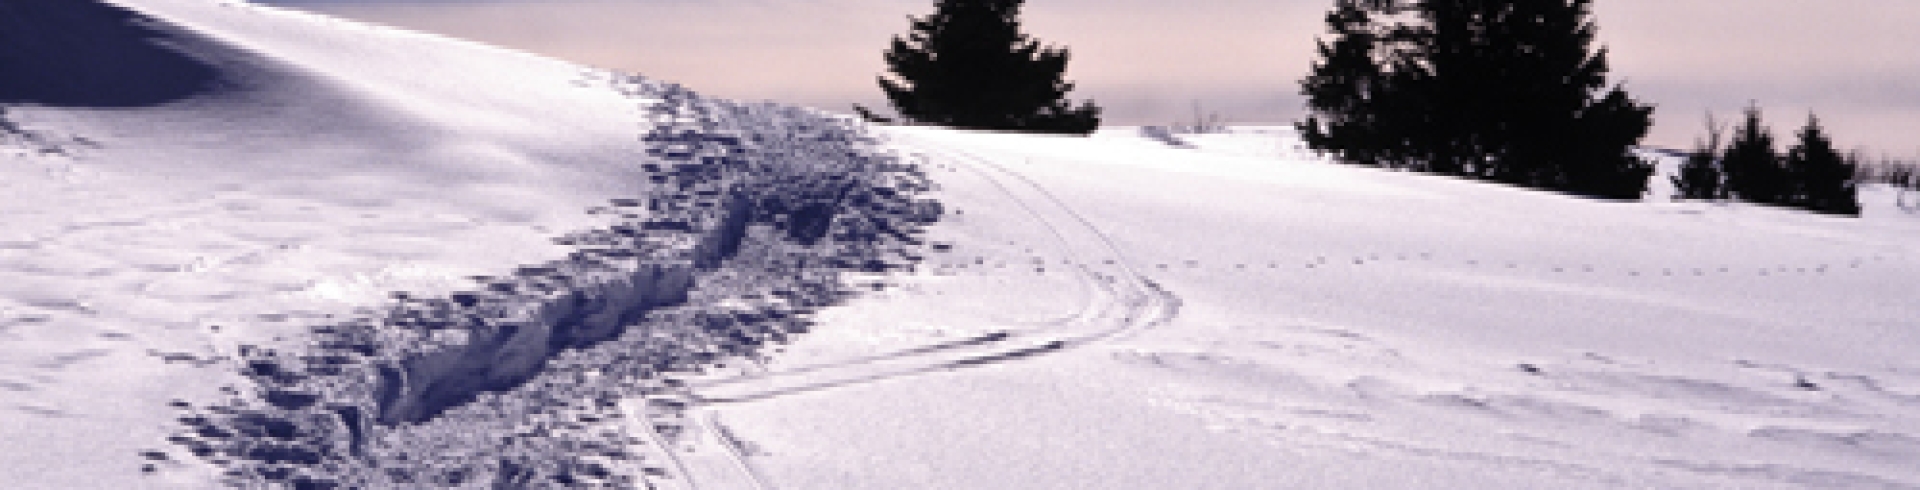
[
  {"left": 4, "top": 1, "right": 1917, "bottom": 488},
  {"left": 709, "top": 127, "right": 1919, "bottom": 489}
]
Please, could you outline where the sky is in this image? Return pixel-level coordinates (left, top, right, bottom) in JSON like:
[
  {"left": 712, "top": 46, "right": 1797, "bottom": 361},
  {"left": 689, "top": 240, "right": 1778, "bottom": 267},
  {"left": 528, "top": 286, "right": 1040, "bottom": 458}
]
[{"left": 260, "top": 0, "right": 1920, "bottom": 155}]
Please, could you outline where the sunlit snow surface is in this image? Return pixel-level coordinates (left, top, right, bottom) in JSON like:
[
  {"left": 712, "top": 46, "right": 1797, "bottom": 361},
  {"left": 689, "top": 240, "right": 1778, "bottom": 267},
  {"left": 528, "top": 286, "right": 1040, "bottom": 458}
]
[
  {"left": 4, "top": 0, "right": 1920, "bottom": 489},
  {"left": 2, "top": 0, "right": 942, "bottom": 487},
  {"left": 713, "top": 127, "right": 1919, "bottom": 490}
]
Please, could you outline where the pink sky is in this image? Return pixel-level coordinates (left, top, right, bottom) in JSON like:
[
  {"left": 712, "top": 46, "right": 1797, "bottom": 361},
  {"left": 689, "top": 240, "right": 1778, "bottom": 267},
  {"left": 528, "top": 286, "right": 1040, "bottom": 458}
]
[{"left": 277, "top": 0, "right": 1920, "bottom": 155}]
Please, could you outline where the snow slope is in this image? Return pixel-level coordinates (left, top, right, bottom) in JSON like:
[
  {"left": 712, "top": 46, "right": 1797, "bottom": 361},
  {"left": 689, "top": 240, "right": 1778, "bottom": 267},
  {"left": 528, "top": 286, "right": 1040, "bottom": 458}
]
[
  {"left": 4, "top": 0, "right": 1918, "bottom": 489},
  {"left": 3, "top": 0, "right": 937, "bottom": 487}
]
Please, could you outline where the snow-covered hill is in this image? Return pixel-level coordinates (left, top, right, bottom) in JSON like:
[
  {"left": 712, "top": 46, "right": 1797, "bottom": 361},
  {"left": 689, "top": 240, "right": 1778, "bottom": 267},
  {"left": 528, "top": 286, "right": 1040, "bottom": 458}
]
[
  {"left": 736, "top": 127, "right": 1919, "bottom": 489},
  {"left": 2, "top": 0, "right": 936, "bottom": 487},
  {"left": 3, "top": 1, "right": 1917, "bottom": 489}
]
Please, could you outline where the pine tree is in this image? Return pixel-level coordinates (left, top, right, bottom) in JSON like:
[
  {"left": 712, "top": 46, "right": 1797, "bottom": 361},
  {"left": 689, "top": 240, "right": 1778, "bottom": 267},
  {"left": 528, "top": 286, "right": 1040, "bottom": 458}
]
[
  {"left": 1783, "top": 114, "right": 1860, "bottom": 216},
  {"left": 1298, "top": 0, "right": 1413, "bottom": 166},
  {"left": 876, "top": 0, "right": 1100, "bottom": 134},
  {"left": 1673, "top": 113, "right": 1727, "bottom": 200},
  {"left": 1298, "top": 0, "right": 1653, "bottom": 199},
  {"left": 1721, "top": 106, "right": 1786, "bottom": 205}
]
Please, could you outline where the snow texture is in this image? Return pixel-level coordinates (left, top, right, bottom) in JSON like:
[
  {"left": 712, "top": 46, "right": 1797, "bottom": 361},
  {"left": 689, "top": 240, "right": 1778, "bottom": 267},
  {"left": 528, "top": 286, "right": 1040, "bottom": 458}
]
[{"left": 2, "top": 1, "right": 1918, "bottom": 489}]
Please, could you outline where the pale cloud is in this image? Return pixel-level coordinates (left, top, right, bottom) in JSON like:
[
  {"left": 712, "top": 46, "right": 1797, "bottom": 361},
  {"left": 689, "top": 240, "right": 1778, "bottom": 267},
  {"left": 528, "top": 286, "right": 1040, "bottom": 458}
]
[{"left": 271, "top": 0, "right": 1920, "bottom": 153}]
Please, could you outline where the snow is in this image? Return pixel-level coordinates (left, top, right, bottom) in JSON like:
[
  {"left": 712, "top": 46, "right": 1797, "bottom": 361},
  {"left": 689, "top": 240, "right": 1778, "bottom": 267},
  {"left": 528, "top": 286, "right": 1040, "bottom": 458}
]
[
  {"left": 696, "top": 127, "right": 1919, "bottom": 489},
  {"left": 4, "top": 0, "right": 1918, "bottom": 488},
  {"left": 3, "top": 0, "right": 667, "bottom": 486}
]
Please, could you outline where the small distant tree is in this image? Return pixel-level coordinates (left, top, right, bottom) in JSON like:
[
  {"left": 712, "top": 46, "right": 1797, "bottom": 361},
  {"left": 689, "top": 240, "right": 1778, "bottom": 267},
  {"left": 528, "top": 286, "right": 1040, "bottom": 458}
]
[
  {"left": 1721, "top": 105, "right": 1786, "bottom": 205},
  {"left": 1672, "top": 113, "right": 1727, "bottom": 200},
  {"left": 1898, "top": 163, "right": 1920, "bottom": 211},
  {"left": 1863, "top": 157, "right": 1917, "bottom": 190},
  {"left": 873, "top": 0, "right": 1101, "bottom": 134},
  {"left": 1783, "top": 115, "right": 1860, "bottom": 216},
  {"left": 1298, "top": 0, "right": 1655, "bottom": 199},
  {"left": 1894, "top": 162, "right": 1920, "bottom": 190}
]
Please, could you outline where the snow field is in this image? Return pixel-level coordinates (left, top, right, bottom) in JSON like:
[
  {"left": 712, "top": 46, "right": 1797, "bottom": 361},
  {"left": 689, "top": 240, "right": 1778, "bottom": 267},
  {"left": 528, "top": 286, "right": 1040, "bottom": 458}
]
[{"left": 703, "top": 126, "right": 1919, "bottom": 489}]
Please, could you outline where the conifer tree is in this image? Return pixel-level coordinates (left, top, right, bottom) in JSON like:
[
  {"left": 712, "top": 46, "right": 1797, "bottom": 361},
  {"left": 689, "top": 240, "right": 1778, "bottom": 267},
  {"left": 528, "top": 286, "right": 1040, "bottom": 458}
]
[
  {"left": 1298, "top": 0, "right": 1413, "bottom": 165},
  {"left": 1673, "top": 113, "right": 1727, "bottom": 200},
  {"left": 1298, "top": 0, "right": 1654, "bottom": 199},
  {"left": 1783, "top": 114, "right": 1860, "bottom": 216},
  {"left": 876, "top": 0, "right": 1101, "bottom": 134},
  {"left": 1721, "top": 106, "right": 1786, "bottom": 205}
]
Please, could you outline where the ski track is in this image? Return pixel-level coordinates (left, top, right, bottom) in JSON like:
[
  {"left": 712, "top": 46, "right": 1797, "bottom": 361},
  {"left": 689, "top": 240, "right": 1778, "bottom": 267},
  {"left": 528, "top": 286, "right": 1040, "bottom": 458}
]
[
  {"left": 626, "top": 397, "right": 702, "bottom": 490},
  {"left": 638, "top": 133, "right": 1181, "bottom": 490},
  {"left": 699, "top": 410, "right": 778, "bottom": 490},
  {"left": 689, "top": 140, "right": 1177, "bottom": 406}
]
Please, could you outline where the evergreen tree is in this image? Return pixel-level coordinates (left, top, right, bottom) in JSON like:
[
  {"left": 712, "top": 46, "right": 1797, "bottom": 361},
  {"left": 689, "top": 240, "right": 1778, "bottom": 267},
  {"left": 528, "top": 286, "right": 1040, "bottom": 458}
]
[
  {"left": 1783, "top": 114, "right": 1860, "bottom": 216},
  {"left": 1298, "top": 0, "right": 1654, "bottom": 199},
  {"left": 1298, "top": 0, "right": 1414, "bottom": 166},
  {"left": 1673, "top": 113, "right": 1727, "bottom": 200},
  {"left": 876, "top": 0, "right": 1100, "bottom": 134},
  {"left": 1721, "top": 106, "right": 1786, "bottom": 205}
]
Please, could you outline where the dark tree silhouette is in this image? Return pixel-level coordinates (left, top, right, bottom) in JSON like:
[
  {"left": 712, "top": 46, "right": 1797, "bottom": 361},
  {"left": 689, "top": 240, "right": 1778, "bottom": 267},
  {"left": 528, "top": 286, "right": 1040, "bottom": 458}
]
[
  {"left": 1298, "top": 0, "right": 1415, "bottom": 165},
  {"left": 1298, "top": 0, "right": 1654, "bottom": 199},
  {"left": 1673, "top": 113, "right": 1728, "bottom": 200},
  {"left": 1721, "top": 106, "right": 1786, "bottom": 205},
  {"left": 873, "top": 0, "right": 1100, "bottom": 134},
  {"left": 1783, "top": 115, "right": 1860, "bottom": 216}
]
